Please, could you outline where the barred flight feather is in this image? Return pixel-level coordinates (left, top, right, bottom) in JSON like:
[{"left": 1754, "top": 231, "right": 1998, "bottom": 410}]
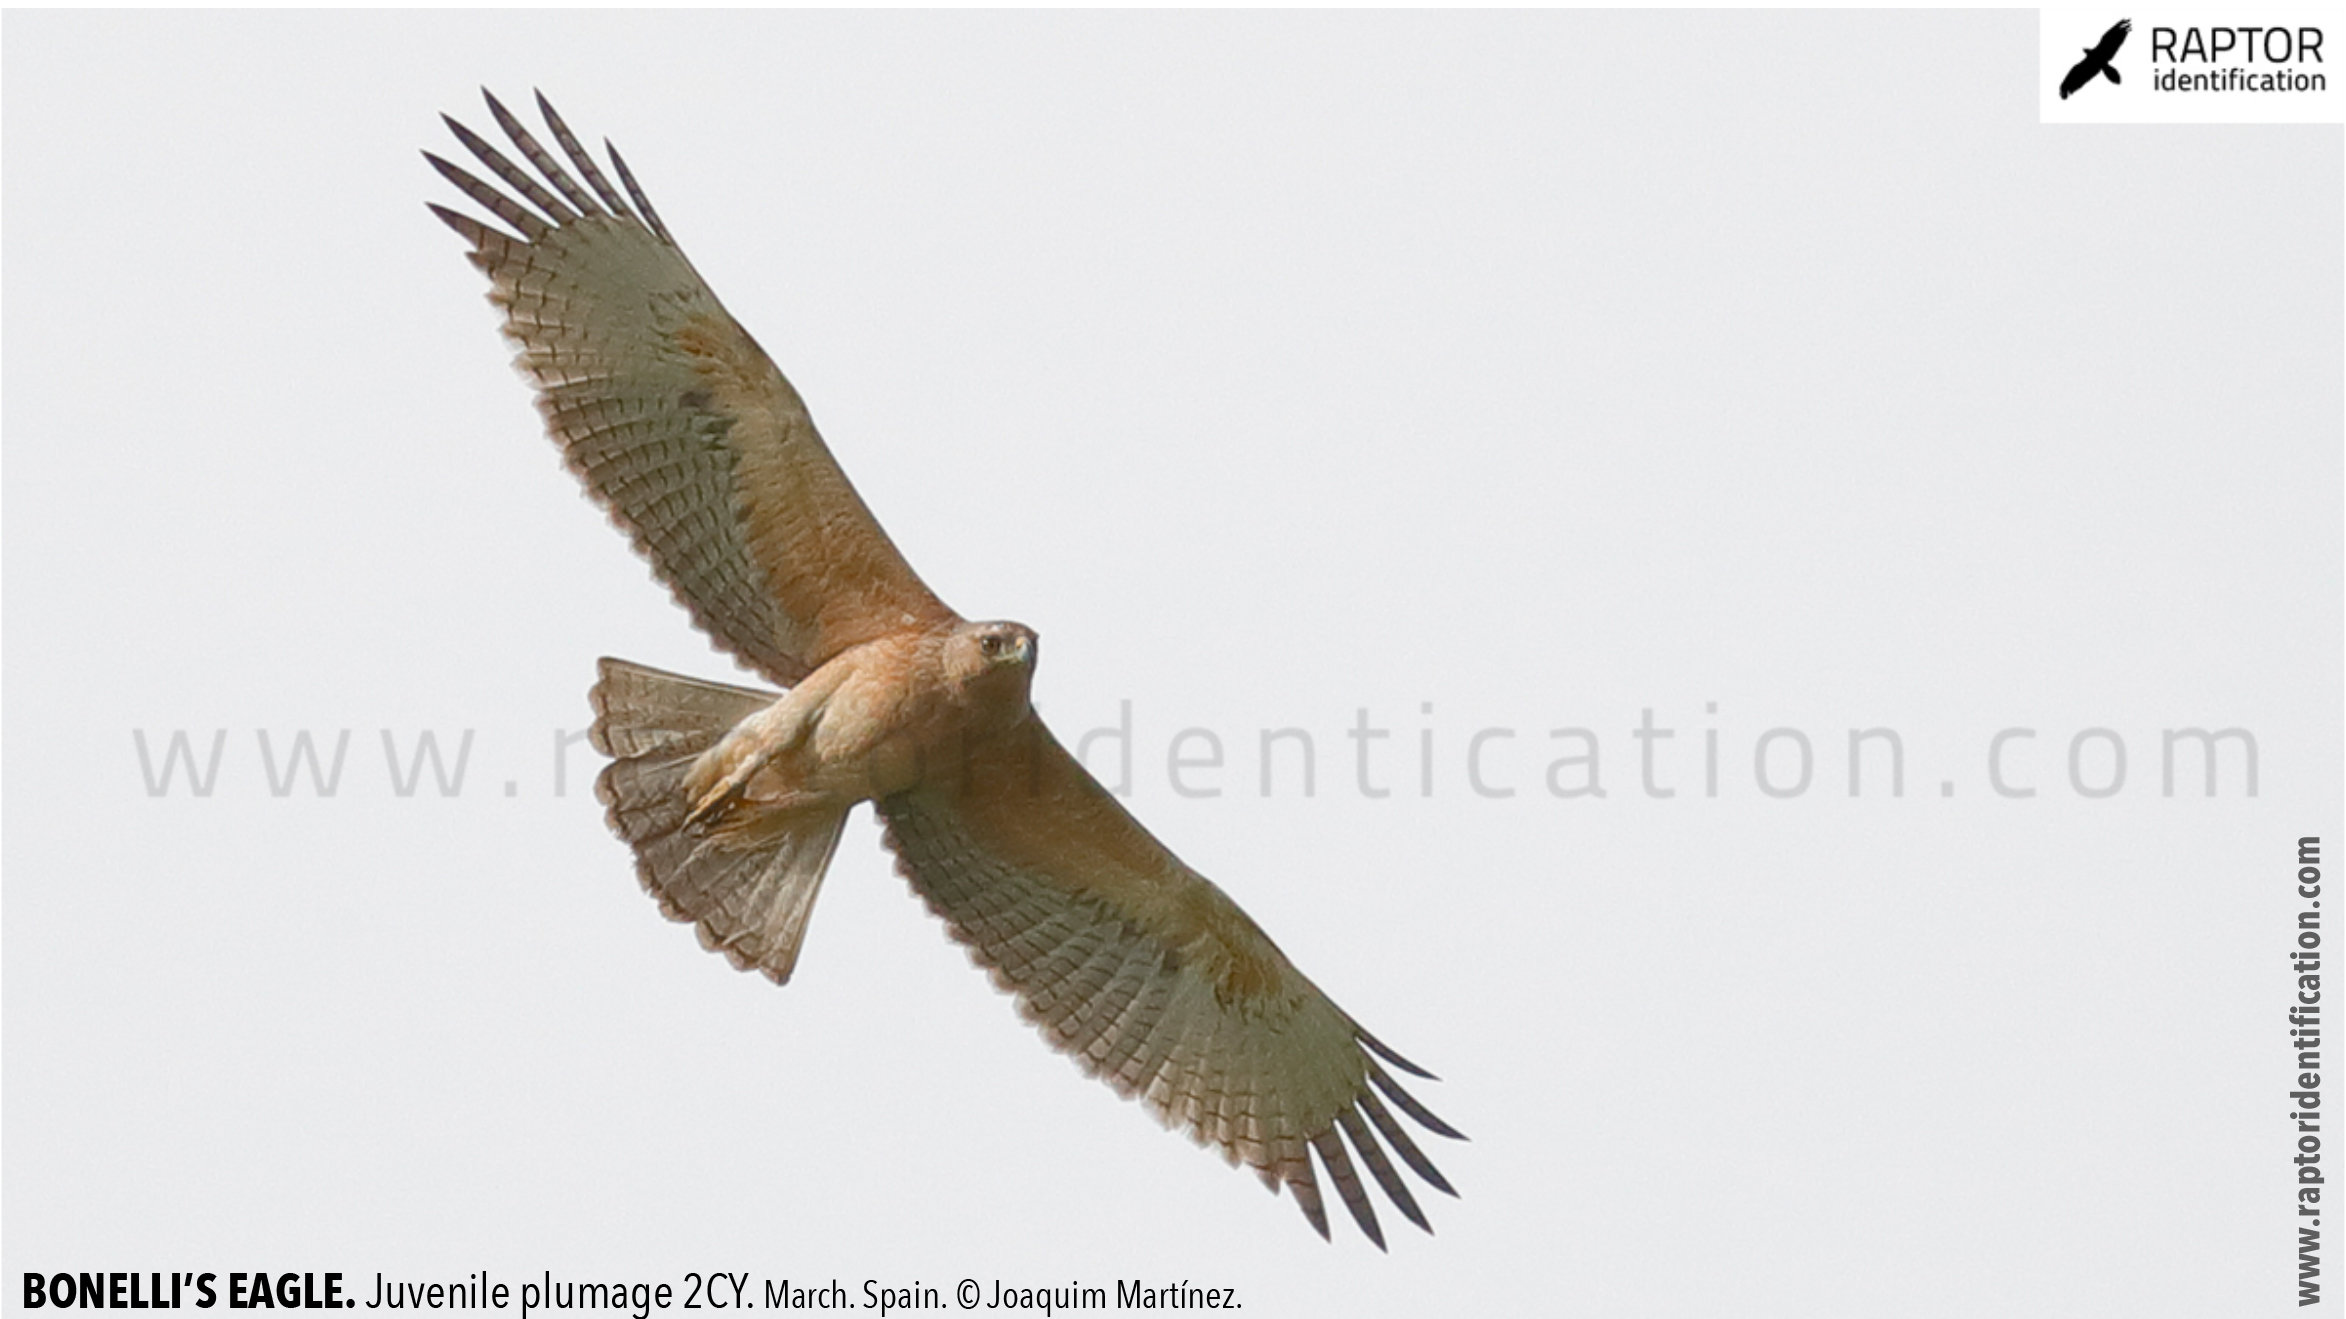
[{"left": 876, "top": 724, "right": 1461, "bottom": 1247}]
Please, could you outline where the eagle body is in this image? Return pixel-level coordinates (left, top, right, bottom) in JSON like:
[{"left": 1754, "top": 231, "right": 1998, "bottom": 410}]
[
  {"left": 430, "top": 90, "right": 1460, "bottom": 1247},
  {"left": 683, "top": 620, "right": 1039, "bottom": 826}
]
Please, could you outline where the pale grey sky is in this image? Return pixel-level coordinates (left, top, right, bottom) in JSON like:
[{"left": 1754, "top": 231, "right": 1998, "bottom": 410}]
[{"left": 5, "top": 11, "right": 2340, "bottom": 1315}]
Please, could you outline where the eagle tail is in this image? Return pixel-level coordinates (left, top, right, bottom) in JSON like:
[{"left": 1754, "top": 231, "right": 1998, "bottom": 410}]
[
  {"left": 590, "top": 657, "right": 850, "bottom": 985},
  {"left": 2105, "top": 65, "right": 2121, "bottom": 86}
]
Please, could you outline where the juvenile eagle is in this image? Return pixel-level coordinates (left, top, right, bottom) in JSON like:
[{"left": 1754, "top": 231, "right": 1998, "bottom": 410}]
[{"left": 427, "top": 91, "right": 1461, "bottom": 1247}]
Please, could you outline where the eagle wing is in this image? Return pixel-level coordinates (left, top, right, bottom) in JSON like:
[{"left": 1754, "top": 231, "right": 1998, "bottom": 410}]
[
  {"left": 878, "top": 718, "right": 1463, "bottom": 1246},
  {"left": 429, "top": 92, "right": 955, "bottom": 685}
]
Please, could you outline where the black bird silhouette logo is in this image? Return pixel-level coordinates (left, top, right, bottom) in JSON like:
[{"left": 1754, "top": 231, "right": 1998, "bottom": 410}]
[{"left": 2061, "top": 19, "right": 2132, "bottom": 99}]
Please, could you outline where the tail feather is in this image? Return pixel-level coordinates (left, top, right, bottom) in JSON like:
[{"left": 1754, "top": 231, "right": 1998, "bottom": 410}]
[{"left": 590, "top": 657, "right": 850, "bottom": 985}]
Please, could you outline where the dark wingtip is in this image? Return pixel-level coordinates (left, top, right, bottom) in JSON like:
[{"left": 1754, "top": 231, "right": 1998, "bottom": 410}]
[
  {"left": 420, "top": 150, "right": 476, "bottom": 191},
  {"left": 1289, "top": 1176, "right": 1332, "bottom": 1241},
  {"left": 605, "top": 139, "right": 673, "bottom": 245},
  {"left": 481, "top": 89, "right": 522, "bottom": 137},
  {"left": 1357, "top": 1027, "right": 1439, "bottom": 1080},
  {"left": 425, "top": 200, "right": 479, "bottom": 237},
  {"left": 1366, "top": 1059, "right": 1466, "bottom": 1143},
  {"left": 440, "top": 114, "right": 495, "bottom": 160},
  {"left": 1337, "top": 1106, "right": 1431, "bottom": 1235},
  {"left": 1310, "top": 1129, "right": 1387, "bottom": 1248}
]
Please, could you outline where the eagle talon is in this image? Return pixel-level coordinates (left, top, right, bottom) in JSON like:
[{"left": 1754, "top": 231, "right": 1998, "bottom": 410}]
[
  {"left": 683, "top": 749, "right": 791, "bottom": 830},
  {"left": 683, "top": 781, "right": 745, "bottom": 830}
]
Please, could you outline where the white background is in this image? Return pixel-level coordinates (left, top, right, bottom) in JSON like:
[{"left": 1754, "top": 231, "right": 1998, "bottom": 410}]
[{"left": 6, "top": 11, "right": 2340, "bottom": 1317}]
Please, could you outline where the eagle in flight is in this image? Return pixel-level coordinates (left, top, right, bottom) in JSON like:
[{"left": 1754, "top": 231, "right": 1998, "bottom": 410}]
[
  {"left": 2060, "top": 18, "right": 2131, "bottom": 99},
  {"left": 427, "top": 91, "right": 1460, "bottom": 1246}
]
